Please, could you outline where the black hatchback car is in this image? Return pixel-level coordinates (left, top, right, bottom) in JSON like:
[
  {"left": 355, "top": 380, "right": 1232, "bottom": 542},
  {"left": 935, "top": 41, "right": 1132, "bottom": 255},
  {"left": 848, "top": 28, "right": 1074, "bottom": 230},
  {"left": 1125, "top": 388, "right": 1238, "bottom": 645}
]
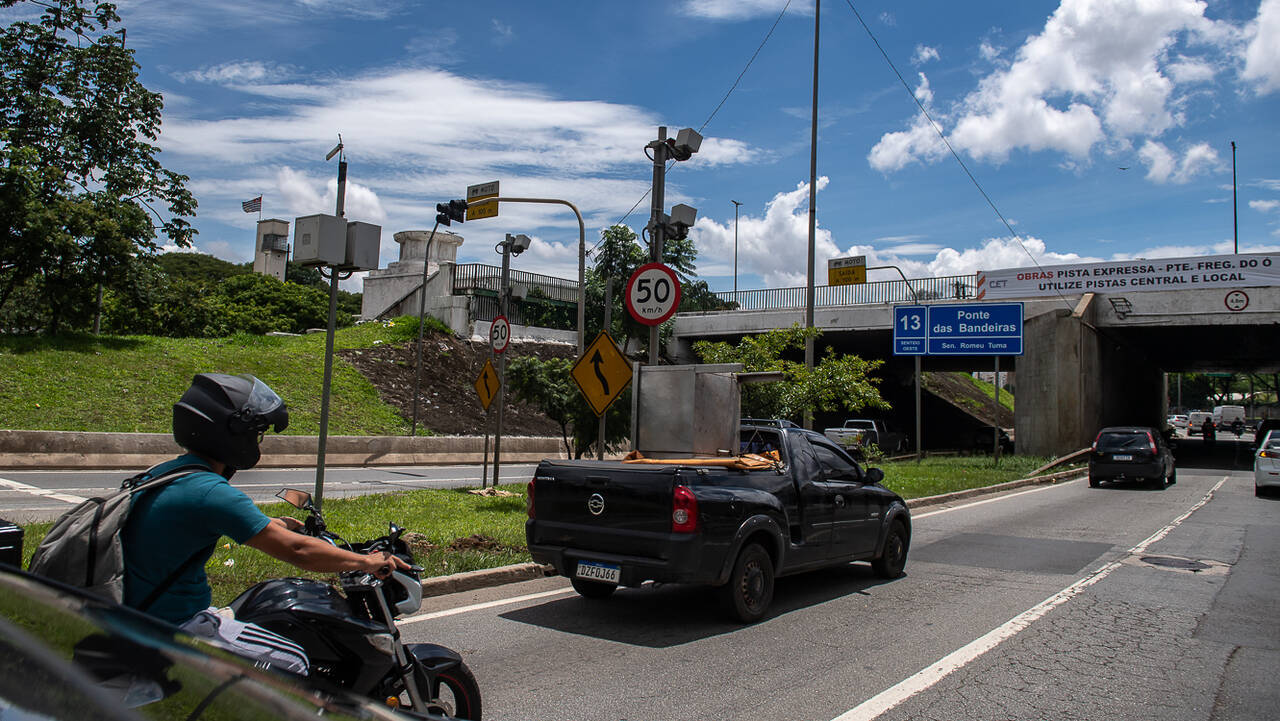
[{"left": 1089, "top": 426, "right": 1177, "bottom": 489}]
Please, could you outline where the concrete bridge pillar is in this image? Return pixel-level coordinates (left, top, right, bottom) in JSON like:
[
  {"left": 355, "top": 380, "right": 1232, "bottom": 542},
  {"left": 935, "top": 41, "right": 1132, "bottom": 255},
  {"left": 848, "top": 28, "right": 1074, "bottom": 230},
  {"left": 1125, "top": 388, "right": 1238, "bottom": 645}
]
[{"left": 1016, "top": 294, "right": 1165, "bottom": 457}]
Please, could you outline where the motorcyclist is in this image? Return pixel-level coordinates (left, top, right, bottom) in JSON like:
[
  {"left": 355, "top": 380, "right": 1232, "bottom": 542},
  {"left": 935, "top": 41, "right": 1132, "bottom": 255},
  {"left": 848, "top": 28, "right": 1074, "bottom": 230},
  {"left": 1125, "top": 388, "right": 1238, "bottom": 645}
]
[
  {"left": 121, "top": 373, "right": 409, "bottom": 626},
  {"left": 1201, "top": 417, "right": 1216, "bottom": 446},
  {"left": 1231, "top": 419, "right": 1244, "bottom": 437}
]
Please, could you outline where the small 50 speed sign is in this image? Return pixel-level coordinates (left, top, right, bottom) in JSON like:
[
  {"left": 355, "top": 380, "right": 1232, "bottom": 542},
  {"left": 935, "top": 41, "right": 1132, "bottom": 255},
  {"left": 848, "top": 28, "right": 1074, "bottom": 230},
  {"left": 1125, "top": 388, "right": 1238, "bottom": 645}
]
[
  {"left": 490, "top": 315, "right": 511, "bottom": 354},
  {"left": 625, "top": 262, "right": 682, "bottom": 326}
]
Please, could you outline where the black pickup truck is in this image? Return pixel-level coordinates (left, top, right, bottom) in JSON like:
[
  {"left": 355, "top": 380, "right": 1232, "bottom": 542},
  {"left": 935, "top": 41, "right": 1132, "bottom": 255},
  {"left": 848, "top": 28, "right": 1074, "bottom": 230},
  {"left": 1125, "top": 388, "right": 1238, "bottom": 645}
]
[{"left": 525, "top": 422, "right": 911, "bottom": 622}]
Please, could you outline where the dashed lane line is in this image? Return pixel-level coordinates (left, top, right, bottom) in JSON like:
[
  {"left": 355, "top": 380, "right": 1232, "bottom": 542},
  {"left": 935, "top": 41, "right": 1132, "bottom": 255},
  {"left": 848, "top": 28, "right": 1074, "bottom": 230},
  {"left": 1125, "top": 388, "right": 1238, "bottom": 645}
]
[
  {"left": 830, "top": 474, "right": 1231, "bottom": 721},
  {"left": 0, "top": 476, "right": 87, "bottom": 505},
  {"left": 398, "top": 588, "right": 577, "bottom": 626}
]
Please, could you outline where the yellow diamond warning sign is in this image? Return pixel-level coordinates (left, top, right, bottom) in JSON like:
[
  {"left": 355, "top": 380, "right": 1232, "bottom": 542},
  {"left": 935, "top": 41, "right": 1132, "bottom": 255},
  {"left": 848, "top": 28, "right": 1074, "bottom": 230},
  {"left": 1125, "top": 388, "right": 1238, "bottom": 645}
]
[
  {"left": 571, "top": 332, "right": 632, "bottom": 416},
  {"left": 473, "top": 358, "right": 500, "bottom": 411}
]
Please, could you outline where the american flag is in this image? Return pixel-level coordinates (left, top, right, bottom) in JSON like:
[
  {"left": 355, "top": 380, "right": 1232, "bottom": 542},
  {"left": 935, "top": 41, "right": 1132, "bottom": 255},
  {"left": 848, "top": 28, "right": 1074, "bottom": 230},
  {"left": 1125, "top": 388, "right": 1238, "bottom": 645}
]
[{"left": 241, "top": 196, "right": 263, "bottom": 213}]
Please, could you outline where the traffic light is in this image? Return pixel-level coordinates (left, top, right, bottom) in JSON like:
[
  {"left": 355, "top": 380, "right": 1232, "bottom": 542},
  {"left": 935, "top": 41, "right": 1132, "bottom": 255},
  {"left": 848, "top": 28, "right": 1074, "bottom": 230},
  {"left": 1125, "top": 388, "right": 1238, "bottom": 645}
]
[{"left": 435, "top": 199, "right": 468, "bottom": 226}]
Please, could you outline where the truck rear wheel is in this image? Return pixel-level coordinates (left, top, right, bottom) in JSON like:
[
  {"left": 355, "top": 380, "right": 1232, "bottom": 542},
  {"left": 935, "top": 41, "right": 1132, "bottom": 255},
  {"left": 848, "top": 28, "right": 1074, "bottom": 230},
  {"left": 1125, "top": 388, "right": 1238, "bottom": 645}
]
[
  {"left": 719, "top": 543, "right": 774, "bottom": 623},
  {"left": 571, "top": 577, "right": 616, "bottom": 599}
]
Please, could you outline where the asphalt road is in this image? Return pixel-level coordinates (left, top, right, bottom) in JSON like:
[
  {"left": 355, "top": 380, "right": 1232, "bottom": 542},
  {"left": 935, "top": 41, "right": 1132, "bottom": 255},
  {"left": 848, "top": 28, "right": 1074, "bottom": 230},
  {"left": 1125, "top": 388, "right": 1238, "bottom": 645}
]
[
  {"left": 396, "top": 438, "right": 1275, "bottom": 721},
  {"left": 0, "top": 462, "right": 540, "bottom": 522}
]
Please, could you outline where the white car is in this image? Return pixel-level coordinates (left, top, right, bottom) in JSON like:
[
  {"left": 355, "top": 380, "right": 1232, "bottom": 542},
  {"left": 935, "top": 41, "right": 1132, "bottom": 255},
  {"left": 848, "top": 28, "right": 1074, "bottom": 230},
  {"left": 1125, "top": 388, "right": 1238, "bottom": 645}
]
[
  {"left": 1167, "top": 414, "right": 1188, "bottom": 430},
  {"left": 1256, "top": 430, "right": 1280, "bottom": 497}
]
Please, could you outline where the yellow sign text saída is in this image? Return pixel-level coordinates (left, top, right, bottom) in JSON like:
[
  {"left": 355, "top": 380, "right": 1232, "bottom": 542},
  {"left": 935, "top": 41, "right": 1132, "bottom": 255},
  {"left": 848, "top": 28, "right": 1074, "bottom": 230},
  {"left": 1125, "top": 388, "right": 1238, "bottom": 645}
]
[{"left": 827, "top": 255, "right": 867, "bottom": 285}]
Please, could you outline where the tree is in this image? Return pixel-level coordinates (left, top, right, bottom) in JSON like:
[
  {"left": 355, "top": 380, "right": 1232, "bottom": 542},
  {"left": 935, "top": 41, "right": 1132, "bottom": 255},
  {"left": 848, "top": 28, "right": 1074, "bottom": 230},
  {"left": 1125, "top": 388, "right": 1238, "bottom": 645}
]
[
  {"left": 0, "top": 1, "right": 196, "bottom": 334},
  {"left": 693, "top": 325, "right": 889, "bottom": 421},
  {"left": 506, "top": 355, "right": 632, "bottom": 458}
]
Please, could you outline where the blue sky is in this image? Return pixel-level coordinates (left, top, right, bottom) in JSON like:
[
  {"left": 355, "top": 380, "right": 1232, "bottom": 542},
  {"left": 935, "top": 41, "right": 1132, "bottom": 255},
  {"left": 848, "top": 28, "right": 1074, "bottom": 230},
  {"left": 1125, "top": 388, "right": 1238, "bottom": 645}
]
[{"left": 9, "top": 0, "right": 1279, "bottom": 292}]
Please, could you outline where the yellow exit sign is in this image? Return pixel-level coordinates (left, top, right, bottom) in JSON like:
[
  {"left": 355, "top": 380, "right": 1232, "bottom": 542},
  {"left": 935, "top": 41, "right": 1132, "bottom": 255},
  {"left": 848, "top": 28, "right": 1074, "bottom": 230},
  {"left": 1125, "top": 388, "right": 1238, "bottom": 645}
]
[{"left": 828, "top": 255, "right": 867, "bottom": 285}]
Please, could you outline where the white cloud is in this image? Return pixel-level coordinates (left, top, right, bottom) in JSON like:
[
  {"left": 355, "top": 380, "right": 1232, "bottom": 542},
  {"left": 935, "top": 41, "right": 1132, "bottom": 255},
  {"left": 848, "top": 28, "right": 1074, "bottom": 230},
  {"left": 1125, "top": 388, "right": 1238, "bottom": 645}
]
[
  {"left": 1242, "top": 0, "right": 1280, "bottom": 93},
  {"left": 979, "top": 41, "right": 1003, "bottom": 62},
  {"left": 867, "top": 75, "right": 946, "bottom": 173},
  {"left": 405, "top": 28, "right": 460, "bottom": 66},
  {"left": 912, "top": 45, "right": 940, "bottom": 65},
  {"left": 176, "top": 61, "right": 291, "bottom": 85},
  {"left": 677, "top": 0, "right": 807, "bottom": 21},
  {"left": 874, "top": 0, "right": 1238, "bottom": 169},
  {"left": 879, "top": 12, "right": 895, "bottom": 27},
  {"left": 1139, "top": 140, "right": 1219, "bottom": 184},
  {"left": 491, "top": 19, "right": 515, "bottom": 44},
  {"left": 688, "top": 177, "right": 836, "bottom": 288},
  {"left": 1251, "top": 199, "right": 1280, "bottom": 213}
]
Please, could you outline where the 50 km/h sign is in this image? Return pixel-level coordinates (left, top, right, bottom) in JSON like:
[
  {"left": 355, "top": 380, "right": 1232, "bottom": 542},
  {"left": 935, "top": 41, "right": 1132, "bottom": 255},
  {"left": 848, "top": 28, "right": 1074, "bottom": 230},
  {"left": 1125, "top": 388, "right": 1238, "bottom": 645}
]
[
  {"left": 571, "top": 332, "right": 633, "bottom": 416},
  {"left": 489, "top": 315, "right": 511, "bottom": 354},
  {"left": 625, "top": 262, "right": 681, "bottom": 326}
]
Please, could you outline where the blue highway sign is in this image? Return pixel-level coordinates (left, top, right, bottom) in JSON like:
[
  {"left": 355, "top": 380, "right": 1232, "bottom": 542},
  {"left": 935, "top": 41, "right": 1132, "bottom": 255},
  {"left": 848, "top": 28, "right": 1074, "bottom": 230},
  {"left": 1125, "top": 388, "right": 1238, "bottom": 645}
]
[
  {"left": 892, "top": 305, "right": 927, "bottom": 355},
  {"left": 927, "top": 302, "right": 1023, "bottom": 355}
]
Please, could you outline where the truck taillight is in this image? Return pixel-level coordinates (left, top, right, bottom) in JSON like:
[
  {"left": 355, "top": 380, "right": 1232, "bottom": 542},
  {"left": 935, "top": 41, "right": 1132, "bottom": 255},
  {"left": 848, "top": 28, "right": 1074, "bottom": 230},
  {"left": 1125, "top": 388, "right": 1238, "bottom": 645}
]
[
  {"left": 672, "top": 485, "right": 698, "bottom": 533},
  {"left": 526, "top": 479, "right": 535, "bottom": 519},
  {"left": 1145, "top": 431, "right": 1158, "bottom": 454}
]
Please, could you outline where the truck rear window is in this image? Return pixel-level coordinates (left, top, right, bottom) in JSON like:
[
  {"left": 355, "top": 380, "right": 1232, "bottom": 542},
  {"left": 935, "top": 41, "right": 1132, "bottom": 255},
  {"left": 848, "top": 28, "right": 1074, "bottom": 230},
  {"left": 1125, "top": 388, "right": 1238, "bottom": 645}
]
[{"left": 740, "top": 429, "right": 782, "bottom": 455}]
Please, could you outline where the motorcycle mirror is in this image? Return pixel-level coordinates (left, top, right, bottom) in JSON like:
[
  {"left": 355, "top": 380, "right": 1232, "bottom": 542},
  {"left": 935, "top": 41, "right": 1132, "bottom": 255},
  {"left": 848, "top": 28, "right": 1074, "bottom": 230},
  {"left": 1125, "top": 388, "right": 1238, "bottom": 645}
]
[
  {"left": 277, "top": 488, "right": 312, "bottom": 510},
  {"left": 388, "top": 522, "right": 404, "bottom": 541}
]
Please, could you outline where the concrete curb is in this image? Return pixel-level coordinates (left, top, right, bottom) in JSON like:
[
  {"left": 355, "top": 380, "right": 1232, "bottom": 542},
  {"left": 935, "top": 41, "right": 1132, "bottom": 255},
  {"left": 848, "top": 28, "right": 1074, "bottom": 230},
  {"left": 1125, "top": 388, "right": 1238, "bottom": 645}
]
[
  {"left": 0, "top": 430, "right": 567, "bottom": 470},
  {"left": 417, "top": 467, "right": 1086, "bottom": 598}
]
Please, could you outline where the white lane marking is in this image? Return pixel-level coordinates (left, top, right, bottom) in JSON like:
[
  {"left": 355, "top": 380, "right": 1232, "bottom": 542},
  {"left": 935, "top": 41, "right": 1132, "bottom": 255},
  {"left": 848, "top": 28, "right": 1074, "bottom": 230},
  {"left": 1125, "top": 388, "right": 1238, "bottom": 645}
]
[
  {"left": 911, "top": 478, "right": 1082, "bottom": 520},
  {"left": 831, "top": 474, "right": 1230, "bottom": 721},
  {"left": 399, "top": 588, "right": 576, "bottom": 626},
  {"left": 0, "top": 476, "right": 87, "bottom": 504}
]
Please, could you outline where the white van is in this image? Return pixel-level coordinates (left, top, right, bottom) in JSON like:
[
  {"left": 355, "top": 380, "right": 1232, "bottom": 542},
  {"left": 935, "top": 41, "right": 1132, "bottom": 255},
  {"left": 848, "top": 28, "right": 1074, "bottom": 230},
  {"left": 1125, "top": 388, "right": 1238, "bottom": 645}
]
[
  {"left": 1214, "top": 405, "right": 1245, "bottom": 430},
  {"left": 1188, "top": 411, "right": 1214, "bottom": 435}
]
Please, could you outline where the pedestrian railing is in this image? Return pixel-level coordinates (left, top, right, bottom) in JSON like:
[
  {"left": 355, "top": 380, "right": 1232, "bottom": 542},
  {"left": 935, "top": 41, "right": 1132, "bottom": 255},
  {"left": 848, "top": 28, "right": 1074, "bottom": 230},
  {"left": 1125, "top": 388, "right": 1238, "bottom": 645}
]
[{"left": 713, "top": 274, "right": 977, "bottom": 311}]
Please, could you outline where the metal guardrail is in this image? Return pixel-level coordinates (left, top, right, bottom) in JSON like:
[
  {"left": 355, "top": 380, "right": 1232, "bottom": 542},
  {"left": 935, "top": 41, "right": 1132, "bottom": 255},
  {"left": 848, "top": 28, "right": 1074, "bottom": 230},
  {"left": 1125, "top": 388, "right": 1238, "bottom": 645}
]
[
  {"left": 452, "top": 263, "right": 579, "bottom": 303},
  {"left": 714, "top": 274, "right": 977, "bottom": 311}
]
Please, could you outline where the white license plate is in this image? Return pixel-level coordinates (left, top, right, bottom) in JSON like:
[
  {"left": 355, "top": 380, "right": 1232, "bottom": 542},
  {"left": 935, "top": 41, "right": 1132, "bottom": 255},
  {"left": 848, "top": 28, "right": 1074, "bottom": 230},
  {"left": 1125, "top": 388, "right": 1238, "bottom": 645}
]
[
  {"left": 575, "top": 561, "right": 620, "bottom": 584},
  {"left": 1113, "top": 454, "right": 1133, "bottom": 461}
]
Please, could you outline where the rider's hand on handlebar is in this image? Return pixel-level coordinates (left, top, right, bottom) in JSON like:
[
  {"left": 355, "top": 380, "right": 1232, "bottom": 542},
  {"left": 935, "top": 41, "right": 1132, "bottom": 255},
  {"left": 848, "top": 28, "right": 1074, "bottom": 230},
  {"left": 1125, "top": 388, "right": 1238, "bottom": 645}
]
[
  {"left": 364, "top": 550, "right": 410, "bottom": 579},
  {"left": 276, "top": 516, "right": 305, "bottom": 533}
]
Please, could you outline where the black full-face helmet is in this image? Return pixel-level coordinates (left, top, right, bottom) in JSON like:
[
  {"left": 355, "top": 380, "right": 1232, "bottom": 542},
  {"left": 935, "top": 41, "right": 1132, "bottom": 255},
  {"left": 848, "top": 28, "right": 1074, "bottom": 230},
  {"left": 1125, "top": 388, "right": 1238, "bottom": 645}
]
[{"left": 172, "top": 374, "right": 289, "bottom": 470}]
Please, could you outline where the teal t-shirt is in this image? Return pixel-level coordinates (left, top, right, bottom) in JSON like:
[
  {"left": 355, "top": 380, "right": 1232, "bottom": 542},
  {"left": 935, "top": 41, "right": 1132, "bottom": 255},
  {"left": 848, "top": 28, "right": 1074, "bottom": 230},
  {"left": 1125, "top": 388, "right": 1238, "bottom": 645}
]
[{"left": 121, "top": 454, "right": 271, "bottom": 625}]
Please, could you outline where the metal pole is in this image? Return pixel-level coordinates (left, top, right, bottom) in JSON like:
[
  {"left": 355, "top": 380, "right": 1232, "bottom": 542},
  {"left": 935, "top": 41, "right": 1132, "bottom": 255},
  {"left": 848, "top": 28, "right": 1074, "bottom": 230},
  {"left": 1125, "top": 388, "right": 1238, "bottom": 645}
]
[
  {"left": 993, "top": 356, "right": 1001, "bottom": 463},
  {"left": 804, "top": 0, "right": 821, "bottom": 429},
  {"left": 493, "top": 238, "right": 513, "bottom": 486},
  {"left": 1231, "top": 141, "right": 1238, "bottom": 254},
  {"left": 648, "top": 127, "right": 667, "bottom": 366},
  {"left": 481, "top": 411, "right": 490, "bottom": 489},
  {"left": 597, "top": 279, "right": 612, "bottom": 460},
  {"left": 410, "top": 222, "right": 440, "bottom": 436},
  {"left": 732, "top": 200, "right": 742, "bottom": 301},
  {"left": 915, "top": 355, "right": 922, "bottom": 462},
  {"left": 313, "top": 157, "right": 348, "bottom": 511}
]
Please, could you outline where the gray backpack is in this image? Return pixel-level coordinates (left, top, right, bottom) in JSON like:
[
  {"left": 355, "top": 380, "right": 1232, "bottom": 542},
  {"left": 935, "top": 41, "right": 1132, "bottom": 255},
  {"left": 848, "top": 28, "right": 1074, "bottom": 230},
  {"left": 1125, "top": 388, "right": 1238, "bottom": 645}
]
[{"left": 28, "top": 464, "right": 209, "bottom": 608}]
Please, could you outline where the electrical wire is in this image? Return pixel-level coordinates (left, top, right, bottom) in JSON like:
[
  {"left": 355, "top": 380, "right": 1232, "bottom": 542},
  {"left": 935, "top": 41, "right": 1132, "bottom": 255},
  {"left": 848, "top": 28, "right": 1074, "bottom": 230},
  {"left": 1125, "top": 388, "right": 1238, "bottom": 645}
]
[
  {"left": 590, "top": 0, "right": 795, "bottom": 259},
  {"left": 842, "top": 0, "right": 1076, "bottom": 311}
]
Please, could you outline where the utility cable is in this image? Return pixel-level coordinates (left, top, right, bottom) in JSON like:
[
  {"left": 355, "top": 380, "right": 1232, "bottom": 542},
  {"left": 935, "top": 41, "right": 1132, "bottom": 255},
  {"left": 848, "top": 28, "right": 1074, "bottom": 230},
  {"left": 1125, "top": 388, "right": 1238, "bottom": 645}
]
[
  {"left": 591, "top": 0, "right": 795, "bottom": 258},
  {"left": 843, "top": 0, "right": 1075, "bottom": 311}
]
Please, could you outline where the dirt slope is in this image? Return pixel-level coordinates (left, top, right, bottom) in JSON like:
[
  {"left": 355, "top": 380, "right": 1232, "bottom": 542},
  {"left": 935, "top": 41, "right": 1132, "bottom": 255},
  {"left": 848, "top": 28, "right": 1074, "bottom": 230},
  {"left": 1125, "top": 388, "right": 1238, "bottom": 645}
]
[
  {"left": 338, "top": 333, "right": 576, "bottom": 437},
  {"left": 922, "top": 371, "right": 1014, "bottom": 427}
]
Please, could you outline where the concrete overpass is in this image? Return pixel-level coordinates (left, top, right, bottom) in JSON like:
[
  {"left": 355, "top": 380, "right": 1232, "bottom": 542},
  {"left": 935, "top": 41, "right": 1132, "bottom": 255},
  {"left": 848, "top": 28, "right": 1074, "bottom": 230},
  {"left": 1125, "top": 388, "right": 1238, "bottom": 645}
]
[{"left": 670, "top": 284, "right": 1280, "bottom": 456}]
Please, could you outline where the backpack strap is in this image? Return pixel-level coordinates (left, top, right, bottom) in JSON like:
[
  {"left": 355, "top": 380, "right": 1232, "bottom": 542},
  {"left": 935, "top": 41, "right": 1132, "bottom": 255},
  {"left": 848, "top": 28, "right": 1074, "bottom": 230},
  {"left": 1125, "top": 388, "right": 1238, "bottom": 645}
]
[
  {"left": 124, "top": 462, "right": 222, "bottom": 614},
  {"left": 136, "top": 541, "right": 219, "bottom": 613}
]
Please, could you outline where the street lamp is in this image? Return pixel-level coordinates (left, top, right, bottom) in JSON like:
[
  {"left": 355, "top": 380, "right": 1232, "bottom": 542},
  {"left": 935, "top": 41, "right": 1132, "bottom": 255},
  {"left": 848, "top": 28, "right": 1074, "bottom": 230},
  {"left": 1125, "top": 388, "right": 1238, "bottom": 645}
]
[
  {"left": 491, "top": 233, "right": 532, "bottom": 487},
  {"left": 731, "top": 199, "right": 742, "bottom": 300}
]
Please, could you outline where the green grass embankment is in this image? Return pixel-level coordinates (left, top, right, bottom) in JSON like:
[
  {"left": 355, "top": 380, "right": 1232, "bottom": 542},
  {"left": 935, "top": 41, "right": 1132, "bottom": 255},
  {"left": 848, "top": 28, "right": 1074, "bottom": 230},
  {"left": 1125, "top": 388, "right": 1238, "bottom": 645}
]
[
  {"left": 0, "top": 318, "right": 439, "bottom": 436},
  {"left": 18, "top": 454, "right": 1078, "bottom": 607}
]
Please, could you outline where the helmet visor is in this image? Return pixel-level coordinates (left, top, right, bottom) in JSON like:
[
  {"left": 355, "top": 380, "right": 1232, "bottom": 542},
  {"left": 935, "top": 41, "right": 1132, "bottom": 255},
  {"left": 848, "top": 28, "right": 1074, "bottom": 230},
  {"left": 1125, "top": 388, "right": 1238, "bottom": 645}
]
[{"left": 239, "top": 375, "right": 288, "bottom": 432}]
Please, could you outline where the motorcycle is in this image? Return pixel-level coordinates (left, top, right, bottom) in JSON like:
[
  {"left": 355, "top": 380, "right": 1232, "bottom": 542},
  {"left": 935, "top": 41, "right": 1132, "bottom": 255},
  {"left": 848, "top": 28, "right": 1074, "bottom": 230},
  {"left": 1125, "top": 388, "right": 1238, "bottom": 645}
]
[{"left": 228, "top": 489, "right": 483, "bottom": 720}]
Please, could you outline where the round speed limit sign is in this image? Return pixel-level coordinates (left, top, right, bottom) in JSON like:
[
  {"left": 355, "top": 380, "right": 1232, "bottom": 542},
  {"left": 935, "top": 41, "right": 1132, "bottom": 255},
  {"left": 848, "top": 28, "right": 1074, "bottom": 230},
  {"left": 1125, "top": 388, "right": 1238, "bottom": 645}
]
[
  {"left": 625, "top": 262, "right": 682, "bottom": 326},
  {"left": 490, "top": 315, "right": 511, "bottom": 354}
]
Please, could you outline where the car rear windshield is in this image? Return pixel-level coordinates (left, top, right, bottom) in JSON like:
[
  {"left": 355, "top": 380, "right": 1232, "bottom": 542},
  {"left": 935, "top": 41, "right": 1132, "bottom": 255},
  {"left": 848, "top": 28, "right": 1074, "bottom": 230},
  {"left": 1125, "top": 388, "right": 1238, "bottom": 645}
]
[{"left": 1097, "top": 432, "right": 1151, "bottom": 452}]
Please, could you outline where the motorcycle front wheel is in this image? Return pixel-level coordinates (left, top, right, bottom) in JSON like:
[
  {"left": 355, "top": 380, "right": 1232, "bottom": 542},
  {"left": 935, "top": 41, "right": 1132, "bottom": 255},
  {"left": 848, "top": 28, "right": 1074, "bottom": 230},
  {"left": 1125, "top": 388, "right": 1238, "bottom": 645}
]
[{"left": 393, "top": 661, "right": 483, "bottom": 721}]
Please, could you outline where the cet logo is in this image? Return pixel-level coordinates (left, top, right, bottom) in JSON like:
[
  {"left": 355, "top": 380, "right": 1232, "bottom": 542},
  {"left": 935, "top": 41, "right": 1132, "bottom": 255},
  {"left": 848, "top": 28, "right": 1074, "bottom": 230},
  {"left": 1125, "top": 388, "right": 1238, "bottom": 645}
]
[{"left": 587, "top": 493, "right": 605, "bottom": 516}]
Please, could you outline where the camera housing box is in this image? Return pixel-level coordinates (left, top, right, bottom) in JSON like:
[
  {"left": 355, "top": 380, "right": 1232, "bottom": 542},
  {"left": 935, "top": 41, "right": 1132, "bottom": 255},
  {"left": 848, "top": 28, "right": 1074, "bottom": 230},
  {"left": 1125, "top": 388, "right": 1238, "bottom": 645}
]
[
  {"left": 293, "top": 214, "right": 347, "bottom": 267},
  {"left": 343, "top": 222, "right": 381, "bottom": 272}
]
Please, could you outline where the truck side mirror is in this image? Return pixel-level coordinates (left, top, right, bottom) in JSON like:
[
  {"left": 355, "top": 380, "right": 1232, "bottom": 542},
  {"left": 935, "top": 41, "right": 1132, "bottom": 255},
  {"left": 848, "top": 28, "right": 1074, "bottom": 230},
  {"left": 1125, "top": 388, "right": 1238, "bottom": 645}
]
[{"left": 865, "top": 468, "right": 885, "bottom": 484}]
